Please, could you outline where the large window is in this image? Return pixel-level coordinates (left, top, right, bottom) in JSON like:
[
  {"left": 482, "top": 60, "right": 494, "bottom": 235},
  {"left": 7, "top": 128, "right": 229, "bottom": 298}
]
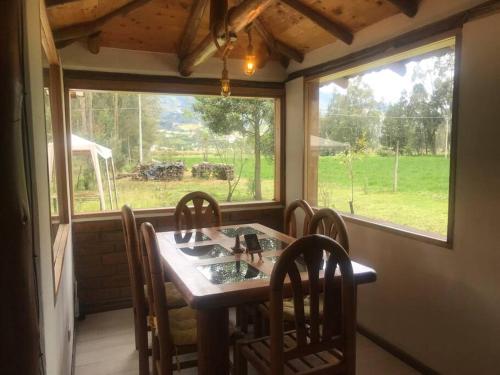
[
  {"left": 305, "top": 38, "right": 457, "bottom": 239},
  {"left": 69, "top": 89, "right": 280, "bottom": 214}
]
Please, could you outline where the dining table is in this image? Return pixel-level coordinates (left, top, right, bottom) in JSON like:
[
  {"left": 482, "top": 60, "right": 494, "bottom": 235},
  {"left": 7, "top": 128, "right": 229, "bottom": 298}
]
[{"left": 156, "top": 222, "right": 377, "bottom": 375}]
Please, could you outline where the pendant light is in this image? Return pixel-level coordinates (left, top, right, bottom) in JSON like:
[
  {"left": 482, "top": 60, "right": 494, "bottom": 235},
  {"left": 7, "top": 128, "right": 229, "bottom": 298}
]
[
  {"left": 244, "top": 26, "right": 256, "bottom": 76},
  {"left": 221, "top": 56, "right": 231, "bottom": 97}
]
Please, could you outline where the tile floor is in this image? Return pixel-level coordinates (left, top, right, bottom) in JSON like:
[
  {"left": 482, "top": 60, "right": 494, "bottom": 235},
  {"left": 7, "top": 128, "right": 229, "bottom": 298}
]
[{"left": 74, "top": 308, "right": 420, "bottom": 375}]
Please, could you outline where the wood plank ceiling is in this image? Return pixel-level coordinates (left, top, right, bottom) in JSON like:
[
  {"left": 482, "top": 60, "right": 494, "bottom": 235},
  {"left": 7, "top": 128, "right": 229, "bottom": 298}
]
[{"left": 46, "top": 0, "right": 419, "bottom": 75}]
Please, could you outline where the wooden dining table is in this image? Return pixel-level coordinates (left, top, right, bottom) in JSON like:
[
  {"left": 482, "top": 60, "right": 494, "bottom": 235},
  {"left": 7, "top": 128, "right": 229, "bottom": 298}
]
[{"left": 156, "top": 222, "right": 377, "bottom": 375}]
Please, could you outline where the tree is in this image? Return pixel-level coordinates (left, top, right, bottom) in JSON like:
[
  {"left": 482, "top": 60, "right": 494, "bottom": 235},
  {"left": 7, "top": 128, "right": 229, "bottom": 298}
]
[
  {"left": 212, "top": 136, "right": 248, "bottom": 202},
  {"left": 193, "top": 97, "right": 274, "bottom": 200},
  {"left": 381, "top": 95, "right": 410, "bottom": 191},
  {"left": 321, "top": 77, "right": 381, "bottom": 151}
]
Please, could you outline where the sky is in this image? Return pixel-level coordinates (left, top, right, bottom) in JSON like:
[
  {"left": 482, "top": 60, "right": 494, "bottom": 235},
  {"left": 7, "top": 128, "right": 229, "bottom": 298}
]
[{"left": 319, "top": 57, "right": 445, "bottom": 113}]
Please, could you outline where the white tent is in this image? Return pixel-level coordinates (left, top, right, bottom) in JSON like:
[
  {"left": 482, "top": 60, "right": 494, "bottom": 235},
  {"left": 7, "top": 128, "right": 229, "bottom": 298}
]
[{"left": 49, "top": 134, "right": 118, "bottom": 211}]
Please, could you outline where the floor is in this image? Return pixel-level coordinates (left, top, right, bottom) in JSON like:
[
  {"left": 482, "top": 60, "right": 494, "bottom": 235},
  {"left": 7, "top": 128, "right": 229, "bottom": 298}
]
[{"left": 74, "top": 308, "right": 420, "bottom": 375}]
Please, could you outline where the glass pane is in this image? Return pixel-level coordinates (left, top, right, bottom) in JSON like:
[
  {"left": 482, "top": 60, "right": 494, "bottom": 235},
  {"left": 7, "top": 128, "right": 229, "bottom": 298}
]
[
  {"left": 218, "top": 226, "right": 264, "bottom": 238},
  {"left": 197, "top": 261, "right": 268, "bottom": 285},
  {"left": 242, "top": 237, "right": 290, "bottom": 251},
  {"left": 179, "top": 244, "right": 232, "bottom": 259},
  {"left": 44, "top": 86, "right": 60, "bottom": 245},
  {"left": 307, "top": 39, "right": 456, "bottom": 238},
  {"left": 69, "top": 91, "right": 277, "bottom": 213}
]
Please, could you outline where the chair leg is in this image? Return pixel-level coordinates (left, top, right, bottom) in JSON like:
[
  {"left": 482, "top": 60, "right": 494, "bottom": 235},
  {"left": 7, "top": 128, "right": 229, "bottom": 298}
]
[
  {"left": 138, "top": 315, "right": 149, "bottom": 375},
  {"left": 133, "top": 308, "right": 140, "bottom": 350},
  {"left": 233, "top": 342, "right": 248, "bottom": 375},
  {"left": 237, "top": 306, "right": 249, "bottom": 333},
  {"left": 253, "top": 307, "right": 263, "bottom": 338}
]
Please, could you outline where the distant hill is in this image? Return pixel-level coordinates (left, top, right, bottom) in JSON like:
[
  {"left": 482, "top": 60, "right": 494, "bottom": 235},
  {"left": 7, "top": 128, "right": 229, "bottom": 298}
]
[{"left": 158, "top": 95, "right": 200, "bottom": 130}]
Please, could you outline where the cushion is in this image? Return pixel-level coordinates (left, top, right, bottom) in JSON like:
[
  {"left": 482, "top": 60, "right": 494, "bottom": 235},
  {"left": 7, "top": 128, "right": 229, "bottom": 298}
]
[
  {"left": 168, "top": 306, "right": 197, "bottom": 346},
  {"left": 144, "top": 282, "right": 187, "bottom": 309}
]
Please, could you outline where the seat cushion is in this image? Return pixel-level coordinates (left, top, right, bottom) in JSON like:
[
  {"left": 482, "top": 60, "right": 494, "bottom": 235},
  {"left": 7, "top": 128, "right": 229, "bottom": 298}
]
[
  {"left": 168, "top": 306, "right": 197, "bottom": 346},
  {"left": 144, "top": 282, "right": 187, "bottom": 309},
  {"left": 263, "top": 294, "right": 325, "bottom": 322}
]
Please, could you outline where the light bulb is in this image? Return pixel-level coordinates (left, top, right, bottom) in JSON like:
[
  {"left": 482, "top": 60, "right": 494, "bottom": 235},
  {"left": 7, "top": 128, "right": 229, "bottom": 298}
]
[{"left": 244, "top": 54, "right": 256, "bottom": 76}]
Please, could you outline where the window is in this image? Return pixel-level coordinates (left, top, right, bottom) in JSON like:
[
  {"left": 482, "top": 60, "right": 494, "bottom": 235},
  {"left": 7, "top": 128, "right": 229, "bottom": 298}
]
[
  {"left": 305, "top": 38, "right": 457, "bottom": 240},
  {"left": 68, "top": 89, "right": 281, "bottom": 214}
]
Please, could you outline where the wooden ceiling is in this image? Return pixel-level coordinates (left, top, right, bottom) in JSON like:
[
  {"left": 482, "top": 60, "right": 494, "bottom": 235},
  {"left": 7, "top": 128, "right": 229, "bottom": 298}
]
[{"left": 46, "top": 0, "right": 419, "bottom": 75}]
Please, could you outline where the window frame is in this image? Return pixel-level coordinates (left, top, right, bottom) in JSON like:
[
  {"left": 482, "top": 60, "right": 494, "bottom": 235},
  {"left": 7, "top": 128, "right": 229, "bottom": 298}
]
[
  {"left": 41, "top": 3, "right": 71, "bottom": 299},
  {"left": 63, "top": 70, "right": 286, "bottom": 218},
  {"left": 303, "top": 31, "right": 462, "bottom": 248}
]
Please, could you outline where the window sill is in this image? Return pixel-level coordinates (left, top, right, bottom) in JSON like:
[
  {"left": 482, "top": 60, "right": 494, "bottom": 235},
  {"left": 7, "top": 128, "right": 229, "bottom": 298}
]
[
  {"left": 72, "top": 200, "right": 284, "bottom": 222},
  {"left": 53, "top": 223, "right": 70, "bottom": 300},
  {"left": 339, "top": 212, "right": 452, "bottom": 249}
]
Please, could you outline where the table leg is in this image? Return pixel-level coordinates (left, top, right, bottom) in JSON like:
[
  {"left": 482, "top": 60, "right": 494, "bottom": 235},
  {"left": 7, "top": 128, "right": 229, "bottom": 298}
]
[{"left": 197, "top": 307, "right": 230, "bottom": 375}]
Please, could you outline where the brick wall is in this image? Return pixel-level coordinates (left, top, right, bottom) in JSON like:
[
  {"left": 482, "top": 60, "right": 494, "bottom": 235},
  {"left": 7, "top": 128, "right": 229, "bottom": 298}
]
[{"left": 73, "top": 206, "right": 284, "bottom": 315}]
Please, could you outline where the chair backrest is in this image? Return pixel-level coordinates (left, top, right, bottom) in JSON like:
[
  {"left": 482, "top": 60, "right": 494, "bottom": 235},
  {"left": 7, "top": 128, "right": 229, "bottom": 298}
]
[
  {"left": 140, "top": 222, "right": 175, "bottom": 363},
  {"left": 174, "top": 191, "right": 222, "bottom": 230},
  {"left": 269, "top": 235, "right": 356, "bottom": 375},
  {"left": 309, "top": 208, "right": 349, "bottom": 251},
  {"left": 284, "top": 199, "right": 315, "bottom": 238},
  {"left": 121, "top": 205, "right": 146, "bottom": 315}
]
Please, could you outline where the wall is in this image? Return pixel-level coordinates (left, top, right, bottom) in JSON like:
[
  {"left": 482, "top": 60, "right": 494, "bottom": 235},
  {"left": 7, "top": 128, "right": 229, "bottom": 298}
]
[
  {"left": 285, "top": 77, "right": 305, "bottom": 204},
  {"left": 285, "top": 1, "right": 500, "bottom": 373},
  {"left": 25, "top": 0, "right": 75, "bottom": 374},
  {"left": 74, "top": 206, "right": 284, "bottom": 314},
  {"left": 60, "top": 43, "right": 287, "bottom": 82}
]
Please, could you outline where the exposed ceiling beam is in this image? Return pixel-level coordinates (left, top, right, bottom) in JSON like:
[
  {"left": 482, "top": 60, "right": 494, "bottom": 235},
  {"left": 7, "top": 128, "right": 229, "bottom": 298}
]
[
  {"left": 279, "top": 0, "right": 353, "bottom": 45},
  {"left": 253, "top": 18, "right": 303, "bottom": 63},
  {"left": 87, "top": 32, "right": 102, "bottom": 54},
  {"left": 40, "top": 0, "right": 59, "bottom": 64},
  {"left": 179, "top": 0, "right": 274, "bottom": 76},
  {"left": 178, "top": 0, "right": 209, "bottom": 58},
  {"left": 46, "top": 0, "right": 79, "bottom": 6},
  {"left": 387, "top": 0, "right": 419, "bottom": 17},
  {"left": 53, "top": 0, "right": 153, "bottom": 42}
]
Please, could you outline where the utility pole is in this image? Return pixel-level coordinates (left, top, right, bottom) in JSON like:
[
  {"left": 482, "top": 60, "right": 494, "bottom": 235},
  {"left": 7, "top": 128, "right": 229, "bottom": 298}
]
[{"left": 138, "top": 93, "right": 143, "bottom": 163}]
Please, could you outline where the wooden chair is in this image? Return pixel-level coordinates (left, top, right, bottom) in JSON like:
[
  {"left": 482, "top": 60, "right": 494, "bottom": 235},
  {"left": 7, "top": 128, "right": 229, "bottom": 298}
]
[
  {"left": 309, "top": 208, "right": 349, "bottom": 251},
  {"left": 284, "top": 199, "right": 315, "bottom": 238},
  {"left": 140, "top": 222, "right": 198, "bottom": 375},
  {"left": 174, "top": 191, "right": 222, "bottom": 230},
  {"left": 121, "top": 205, "right": 187, "bottom": 375},
  {"left": 235, "top": 235, "right": 356, "bottom": 375},
  {"left": 254, "top": 199, "right": 315, "bottom": 336},
  {"left": 121, "top": 205, "right": 150, "bottom": 375}
]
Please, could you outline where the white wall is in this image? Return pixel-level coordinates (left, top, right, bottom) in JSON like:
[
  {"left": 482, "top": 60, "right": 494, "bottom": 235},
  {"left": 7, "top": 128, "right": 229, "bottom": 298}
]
[
  {"left": 285, "top": 77, "right": 304, "bottom": 204},
  {"left": 60, "top": 42, "right": 287, "bottom": 82},
  {"left": 25, "top": 1, "right": 75, "bottom": 374},
  {"left": 285, "top": 2, "right": 500, "bottom": 373}
]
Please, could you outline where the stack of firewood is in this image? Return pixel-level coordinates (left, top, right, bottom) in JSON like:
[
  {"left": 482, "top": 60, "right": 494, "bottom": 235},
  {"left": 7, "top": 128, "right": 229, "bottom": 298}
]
[
  {"left": 133, "top": 162, "right": 185, "bottom": 181},
  {"left": 192, "top": 162, "right": 234, "bottom": 181}
]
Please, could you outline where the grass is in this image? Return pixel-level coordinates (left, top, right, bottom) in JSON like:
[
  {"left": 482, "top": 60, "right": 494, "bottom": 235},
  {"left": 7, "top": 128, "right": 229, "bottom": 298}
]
[
  {"left": 74, "top": 154, "right": 450, "bottom": 237},
  {"left": 318, "top": 155, "right": 450, "bottom": 236}
]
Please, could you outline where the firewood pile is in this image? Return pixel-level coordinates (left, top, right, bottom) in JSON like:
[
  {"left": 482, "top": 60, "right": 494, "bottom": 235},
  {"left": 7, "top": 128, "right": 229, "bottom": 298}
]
[
  {"left": 133, "top": 162, "right": 185, "bottom": 181},
  {"left": 192, "top": 162, "right": 234, "bottom": 181}
]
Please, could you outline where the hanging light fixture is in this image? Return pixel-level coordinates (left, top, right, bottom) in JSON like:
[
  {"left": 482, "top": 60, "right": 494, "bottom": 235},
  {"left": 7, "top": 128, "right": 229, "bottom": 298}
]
[
  {"left": 221, "top": 56, "right": 231, "bottom": 97},
  {"left": 244, "top": 26, "right": 256, "bottom": 76}
]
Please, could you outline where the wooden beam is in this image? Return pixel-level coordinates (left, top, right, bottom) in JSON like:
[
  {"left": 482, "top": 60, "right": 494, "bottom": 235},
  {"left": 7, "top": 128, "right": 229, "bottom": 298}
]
[
  {"left": 53, "top": 0, "right": 153, "bottom": 42},
  {"left": 178, "top": 0, "right": 209, "bottom": 58},
  {"left": 40, "top": 0, "right": 60, "bottom": 64},
  {"left": 253, "top": 18, "right": 303, "bottom": 63},
  {"left": 279, "top": 0, "right": 353, "bottom": 45},
  {"left": 87, "top": 32, "right": 102, "bottom": 54},
  {"left": 387, "top": 0, "right": 419, "bottom": 17},
  {"left": 179, "top": 0, "right": 274, "bottom": 76},
  {"left": 46, "top": 0, "right": 79, "bottom": 5}
]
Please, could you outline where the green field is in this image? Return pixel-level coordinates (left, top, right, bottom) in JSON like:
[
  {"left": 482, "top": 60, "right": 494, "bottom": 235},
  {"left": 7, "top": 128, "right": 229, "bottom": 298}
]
[{"left": 74, "top": 154, "right": 450, "bottom": 236}]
